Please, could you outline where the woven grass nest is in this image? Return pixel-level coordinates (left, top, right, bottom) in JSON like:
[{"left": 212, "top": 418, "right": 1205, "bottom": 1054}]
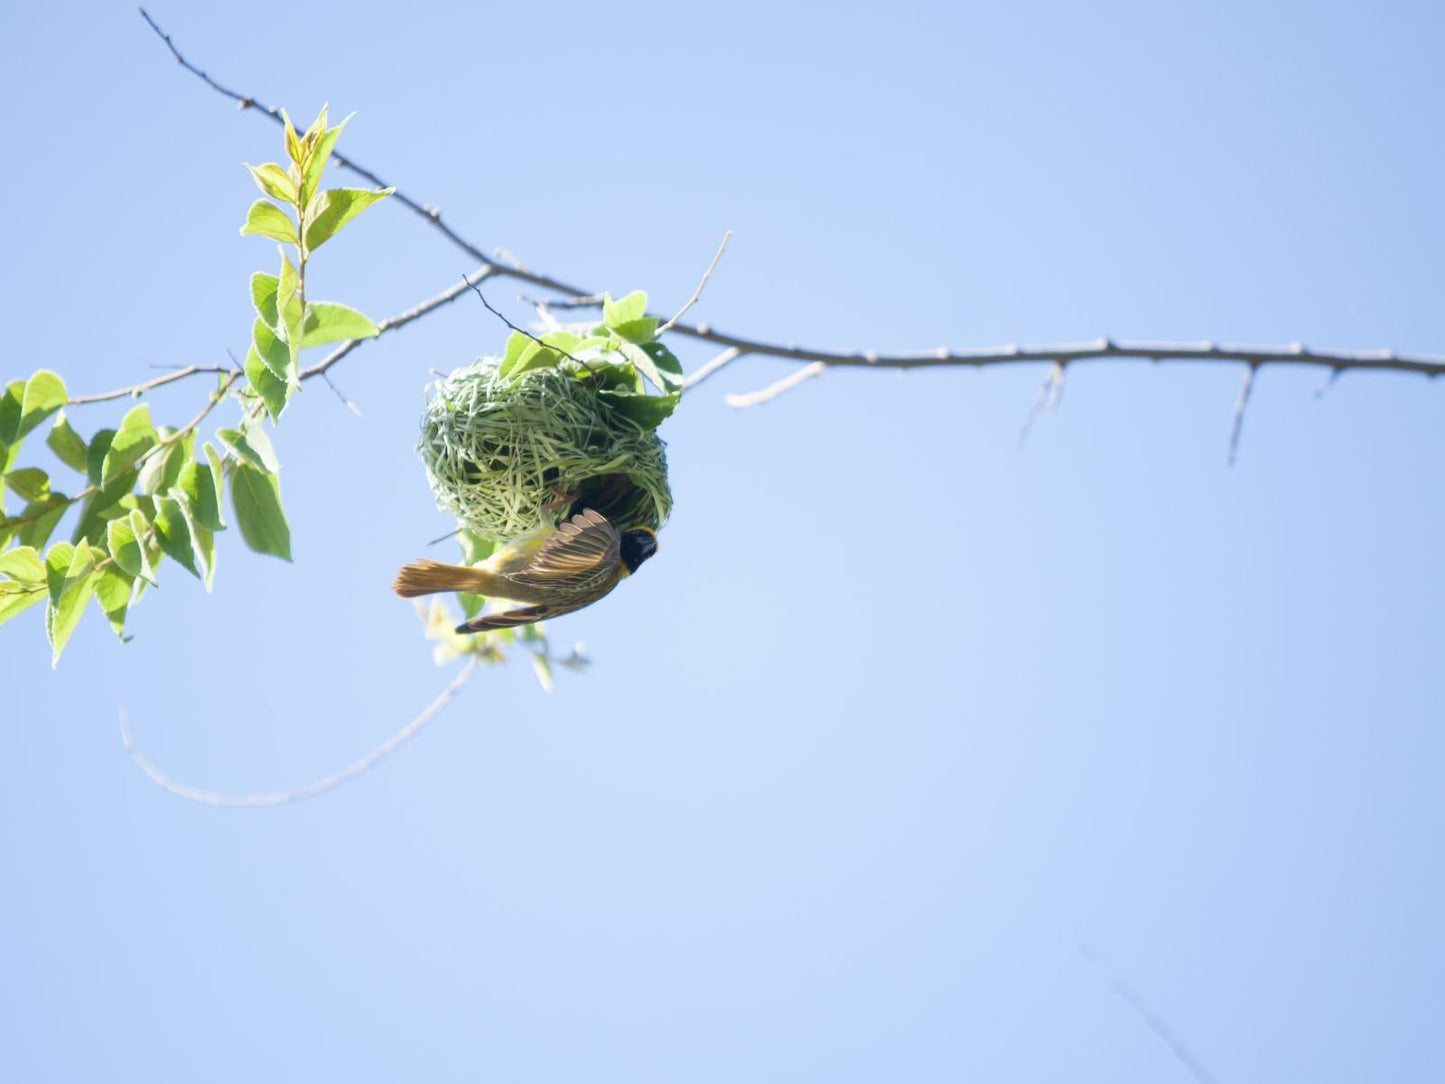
[{"left": 417, "top": 297, "right": 684, "bottom": 542}]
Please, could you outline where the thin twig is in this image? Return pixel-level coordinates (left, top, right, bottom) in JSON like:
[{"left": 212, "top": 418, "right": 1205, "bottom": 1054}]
[
  {"left": 69, "top": 364, "right": 235, "bottom": 405},
  {"left": 1228, "top": 365, "right": 1257, "bottom": 466},
  {"left": 657, "top": 230, "right": 731, "bottom": 337},
  {"left": 6, "top": 372, "right": 240, "bottom": 534},
  {"left": 299, "top": 266, "right": 498, "bottom": 381},
  {"left": 1077, "top": 936, "right": 1221, "bottom": 1084},
  {"left": 463, "top": 277, "right": 596, "bottom": 376},
  {"left": 142, "top": 9, "right": 1445, "bottom": 389},
  {"left": 319, "top": 370, "right": 362, "bottom": 417},
  {"left": 724, "top": 362, "right": 826, "bottom": 408},
  {"left": 119, "top": 657, "right": 480, "bottom": 807},
  {"left": 681, "top": 347, "right": 744, "bottom": 391},
  {"left": 137, "top": 8, "right": 524, "bottom": 284}
]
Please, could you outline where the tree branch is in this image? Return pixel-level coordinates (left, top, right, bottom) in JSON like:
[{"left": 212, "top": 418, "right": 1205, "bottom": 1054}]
[
  {"left": 298, "top": 265, "right": 498, "bottom": 381},
  {"left": 69, "top": 363, "right": 236, "bottom": 406},
  {"left": 141, "top": 7, "right": 1445, "bottom": 398},
  {"left": 119, "top": 657, "right": 480, "bottom": 807}
]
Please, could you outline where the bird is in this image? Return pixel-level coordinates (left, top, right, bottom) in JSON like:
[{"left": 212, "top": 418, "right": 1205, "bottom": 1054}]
[{"left": 391, "top": 508, "right": 658, "bottom": 633}]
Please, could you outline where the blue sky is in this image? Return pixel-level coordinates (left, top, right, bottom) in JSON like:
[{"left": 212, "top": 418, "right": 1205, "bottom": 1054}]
[{"left": 3, "top": 1, "right": 1443, "bottom": 1080}]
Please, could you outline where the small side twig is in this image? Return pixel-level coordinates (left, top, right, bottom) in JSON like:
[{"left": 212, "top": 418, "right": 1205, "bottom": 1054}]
[
  {"left": 682, "top": 347, "right": 744, "bottom": 391},
  {"left": 299, "top": 265, "right": 497, "bottom": 382},
  {"left": 119, "top": 657, "right": 480, "bottom": 807},
  {"left": 464, "top": 277, "right": 596, "bottom": 377},
  {"left": 318, "top": 370, "right": 362, "bottom": 417},
  {"left": 656, "top": 230, "right": 731, "bottom": 338},
  {"left": 1077, "top": 936, "right": 1221, "bottom": 1084},
  {"left": 1227, "top": 364, "right": 1257, "bottom": 466},
  {"left": 725, "top": 361, "right": 826, "bottom": 409},
  {"left": 69, "top": 363, "right": 235, "bottom": 405}
]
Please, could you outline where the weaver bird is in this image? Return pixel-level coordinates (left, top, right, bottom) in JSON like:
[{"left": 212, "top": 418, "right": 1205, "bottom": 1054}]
[{"left": 392, "top": 508, "right": 658, "bottom": 633}]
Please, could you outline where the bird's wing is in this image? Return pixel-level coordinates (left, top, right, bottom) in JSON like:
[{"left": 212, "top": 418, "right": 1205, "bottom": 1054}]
[
  {"left": 455, "top": 603, "right": 565, "bottom": 633},
  {"left": 507, "top": 508, "right": 620, "bottom": 594}
]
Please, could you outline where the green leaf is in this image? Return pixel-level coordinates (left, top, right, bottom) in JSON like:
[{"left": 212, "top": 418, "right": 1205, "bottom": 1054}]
[
  {"left": 0, "top": 544, "right": 47, "bottom": 625},
  {"left": 602, "top": 290, "right": 650, "bottom": 329},
  {"left": 192, "top": 520, "right": 216, "bottom": 591},
  {"left": 69, "top": 477, "right": 134, "bottom": 548},
  {"left": 136, "top": 428, "right": 192, "bottom": 496},
  {"left": 178, "top": 457, "right": 224, "bottom": 532},
  {"left": 251, "top": 272, "right": 280, "bottom": 329},
  {"left": 203, "top": 444, "right": 226, "bottom": 528},
  {"left": 281, "top": 108, "right": 303, "bottom": 166},
  {"left": 216, "top": 426, "right": 280, "bottom": 473},
  {"left": 85, "top": 428, "right": 115, "bottom": 485},
  {"left": 17, "top": 493, "right": 70, "bottom": 549},
  {"left": 43, "top": 542, "right": 76, "bottom": 604},
  {"left": 246, "top": 162, "right": 297, "bottom": 205},
  {"left": 299, "top": 114, "right": 349, "bottom": 207},
  {"left": 45, "top": 543, "right": 100, "bottom": 667},
  {"left": 278, "top": 251, "right": 302, "bottom": 347},
  {"left": 617, "top": 340, "right": 678, "bottom": 394},
  {"left": 304, "top": 186, "right": 392, "bottom": 249},
  {"left": 253, "top": 317, "right": 294, "bottom": 381},
  {"left": 153, "top": 494, "right": 199, "bottom": 578},
  {"left": 106, "top": 510, "right": 154, "bottom": 584},
  {"left": 598, "top": 388, "right": 679, "bottom": 428},
  {"left": 245, "top": 346, "right": 291, "bottom": 420},
  {"left": 609, "top": 317, "right": 659, "bottom": 345},
  {"left": 0, "top": 579, "right": 45, "bottom": 626},
  {"left": 0, "top": 380, "right": 21, "bottom": 447},
  {"left": 543, "top": 331, "right": 582, "bottom": 354},
  {"left": 195, "top": 520, "right": 217, "bottom": 590},
  {"left": 101, "top": 404, "right": 157, "bottom": 485},
  {"left": 231, "top": 463, "right": 291, "bottom": 561},
  {"left": 4, "top": 468, "right": 50, "bottom": 503},
  {"left": 0, "top": 545, "right": 45, "bottom": 583},
  {"left": 458, "top": 529, "right": 496, "bottom": 567},
  {"left": 501, "top": 331, "right": 530, "bottom": 374},
  {"left": 300, "top": 301, "right": 379, "bottom": 346},
  {"left": 46, "top": 412, "right": 88, "bottom": 473},
  {"left": 640, "top": 341, "right": 685, "bottom": 388},
  {"left": 95, "top": 566, "right": 134, "bottom": 640},
  {"left": 18, "top": 371, "right": 68, "bottom": 441},
  {"left": 165, "top": 489, "right": 215, "bottom": 589},
  {"left": 239, "top": 199, "right": 298, "bottom": 244},
  {"left": 500, "top": 334, "right": 577, "bottom": 381},
  {"left": 137, "top": 532, "right": 163, "bottom": 594}
]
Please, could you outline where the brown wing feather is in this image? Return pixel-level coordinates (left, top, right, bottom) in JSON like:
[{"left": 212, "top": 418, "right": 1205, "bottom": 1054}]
[
  {"left": 455, "top": 602, "right": 571, "bottom": 633},
  {"left": 505, "top": 509, "right": 620, "bottom": 596}
]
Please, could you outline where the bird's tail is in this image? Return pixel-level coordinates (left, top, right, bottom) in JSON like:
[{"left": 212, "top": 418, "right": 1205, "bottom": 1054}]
[{"left": 391, "top": 558, "right": 500, "bottom": 598}]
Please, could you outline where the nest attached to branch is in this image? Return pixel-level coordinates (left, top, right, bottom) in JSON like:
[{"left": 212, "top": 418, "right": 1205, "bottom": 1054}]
[{"left": 418, "top": 355, "right": 672, "bottom": 542}]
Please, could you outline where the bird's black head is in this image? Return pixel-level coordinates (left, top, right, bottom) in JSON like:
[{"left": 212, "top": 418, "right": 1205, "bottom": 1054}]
[{"left": 620, "top": 527, "right": 658, "bottom": 575}]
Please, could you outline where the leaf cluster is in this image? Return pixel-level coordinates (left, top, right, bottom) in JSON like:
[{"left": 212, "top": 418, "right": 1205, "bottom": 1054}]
[
  {"left": 0, "top": 373, "right": 239, "bottom": 664},
  {"left": 240, "top": 105, "right": 392, "bottom": 419},
  {"left": 1, "top": 106, "right": 389, "bottom": 664},
  {"left": 497, "top": 289, "right": 685, "bottom": 428}
]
